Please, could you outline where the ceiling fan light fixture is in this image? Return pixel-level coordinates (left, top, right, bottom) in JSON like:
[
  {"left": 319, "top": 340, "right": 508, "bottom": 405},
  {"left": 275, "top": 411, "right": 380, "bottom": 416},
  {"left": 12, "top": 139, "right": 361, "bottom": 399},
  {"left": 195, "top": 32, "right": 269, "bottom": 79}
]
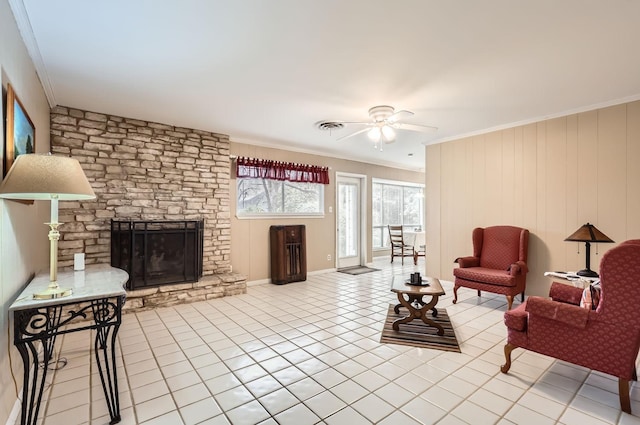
[
  {"left": 367, "top": 127, "right": 381, "bottom": 141},
  {"left": 368, "top": 105, "right": 395, "bottom": 122},
  {"left": 331, "top": 104, "right": 437, "bottom": 147},
  {"left": 381, "top": 125, "right": 395, "bottom": 142}
]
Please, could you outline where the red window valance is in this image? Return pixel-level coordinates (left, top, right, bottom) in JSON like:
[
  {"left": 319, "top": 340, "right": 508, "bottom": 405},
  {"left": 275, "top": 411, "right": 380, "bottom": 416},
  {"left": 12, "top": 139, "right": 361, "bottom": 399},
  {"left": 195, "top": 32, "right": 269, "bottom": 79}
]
[{"left": 236, "top": 157, "right": 330, "bottom": 184}]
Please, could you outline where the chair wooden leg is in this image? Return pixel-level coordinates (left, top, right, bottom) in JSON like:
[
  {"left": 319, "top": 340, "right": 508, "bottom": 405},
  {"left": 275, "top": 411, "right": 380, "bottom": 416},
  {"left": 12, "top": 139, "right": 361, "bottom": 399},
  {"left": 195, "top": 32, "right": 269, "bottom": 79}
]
[
  {"left": 500, "top": 343, "right": 516, "bottom": 373},
  {"left": 506, "top": 295, "right": 514, "bottom": 310},
  {"left": 619, "top": 378, "right": 632, "bottom": 414},
  {"left": 452, "top": 285, "right": 459, "bottom": 304}
]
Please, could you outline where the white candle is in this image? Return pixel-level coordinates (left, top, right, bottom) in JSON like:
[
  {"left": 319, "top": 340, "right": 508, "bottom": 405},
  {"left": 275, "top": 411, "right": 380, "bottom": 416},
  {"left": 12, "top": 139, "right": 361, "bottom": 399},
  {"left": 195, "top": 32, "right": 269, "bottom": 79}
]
[{"left": 74, "top": 253, "right": 85, "bottom": 271}]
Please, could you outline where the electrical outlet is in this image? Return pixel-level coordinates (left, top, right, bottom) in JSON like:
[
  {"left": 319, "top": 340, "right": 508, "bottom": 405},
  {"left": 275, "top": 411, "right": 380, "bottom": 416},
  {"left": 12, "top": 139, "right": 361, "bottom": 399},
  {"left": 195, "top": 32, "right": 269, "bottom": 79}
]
[{"left": 327, "top": 254, "right": 331, "bottom": 261}]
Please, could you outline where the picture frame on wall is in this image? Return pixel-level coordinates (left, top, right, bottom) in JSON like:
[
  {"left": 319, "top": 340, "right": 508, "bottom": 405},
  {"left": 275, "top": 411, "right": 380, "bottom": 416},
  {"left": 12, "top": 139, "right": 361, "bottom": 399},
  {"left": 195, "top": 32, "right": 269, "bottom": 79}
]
[
  {"left": 4, "top": 83, "right": 35, "bottom": 177},
  {"left": 0, "top": 73, "right": 3, "bottom": 178}
]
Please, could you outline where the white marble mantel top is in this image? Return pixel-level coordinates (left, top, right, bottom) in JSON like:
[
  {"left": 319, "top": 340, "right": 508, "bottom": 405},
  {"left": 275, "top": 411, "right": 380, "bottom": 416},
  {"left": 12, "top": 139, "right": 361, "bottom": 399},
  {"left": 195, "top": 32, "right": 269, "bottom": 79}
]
[{"left": 10, "top": 264, "right": 129, "bottom": 311}]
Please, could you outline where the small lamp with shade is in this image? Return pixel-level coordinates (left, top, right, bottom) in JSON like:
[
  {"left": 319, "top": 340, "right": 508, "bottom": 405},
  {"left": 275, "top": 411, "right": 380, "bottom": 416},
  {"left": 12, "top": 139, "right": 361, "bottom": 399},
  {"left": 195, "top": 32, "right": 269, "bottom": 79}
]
[
  {"left": 564, "top": 223, "right": 614, "bottom": 278},
  {"left": 0, "top": 154, "right": 96, "bottom": 299}
]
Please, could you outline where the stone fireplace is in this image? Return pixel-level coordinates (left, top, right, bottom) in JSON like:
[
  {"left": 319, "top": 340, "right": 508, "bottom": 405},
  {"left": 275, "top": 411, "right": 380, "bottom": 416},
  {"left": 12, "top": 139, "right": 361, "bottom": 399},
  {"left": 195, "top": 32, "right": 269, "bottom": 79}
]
[
  {"left": 50, "top": 106, "right": 246, "bottom": 312},
  {"left": 111, "top": 219, "right": 204, "bottom": 290}
]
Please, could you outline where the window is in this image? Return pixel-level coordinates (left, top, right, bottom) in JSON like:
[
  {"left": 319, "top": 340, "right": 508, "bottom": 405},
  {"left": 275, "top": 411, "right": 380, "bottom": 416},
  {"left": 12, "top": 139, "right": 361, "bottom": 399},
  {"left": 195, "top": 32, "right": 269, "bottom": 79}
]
[
  {"left": 237, "top": 178, "right": 324, "bottom": 216},
  {"left": 372, "top": 179, "right": 424, "bottom": 248},
  {"left": 235, "top": 157, "right": 328, "bottom": 217}
]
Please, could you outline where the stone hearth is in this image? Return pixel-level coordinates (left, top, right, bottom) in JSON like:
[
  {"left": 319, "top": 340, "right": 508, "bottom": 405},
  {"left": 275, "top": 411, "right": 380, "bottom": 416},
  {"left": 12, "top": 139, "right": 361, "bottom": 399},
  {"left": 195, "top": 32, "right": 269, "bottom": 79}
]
[{"left": 124, "top": 273, "right": 246, "bottom": 312}]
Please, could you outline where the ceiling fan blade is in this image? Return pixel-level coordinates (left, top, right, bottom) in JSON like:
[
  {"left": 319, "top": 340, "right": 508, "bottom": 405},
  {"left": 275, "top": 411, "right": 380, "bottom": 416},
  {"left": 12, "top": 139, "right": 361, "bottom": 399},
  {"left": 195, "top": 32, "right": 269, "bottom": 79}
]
[
  {"left": 399, "top": 123, "right": 438, "bottom": 133},
  {"left": 387, "top": 110, "right": 414, "bottom": 123},
  {"left": 336, "top": 127, "right": 370, "bottom": 141},
  {"left": 331, "top": 120, "right": 372, "bottom": 125}
]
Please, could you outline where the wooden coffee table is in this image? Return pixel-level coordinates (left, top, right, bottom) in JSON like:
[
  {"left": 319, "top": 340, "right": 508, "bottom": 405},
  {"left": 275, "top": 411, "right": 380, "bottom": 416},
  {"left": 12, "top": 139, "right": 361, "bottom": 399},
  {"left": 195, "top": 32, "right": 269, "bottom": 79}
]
[{"left": 390, "top": 275, "right": 446, "bottom": 335}]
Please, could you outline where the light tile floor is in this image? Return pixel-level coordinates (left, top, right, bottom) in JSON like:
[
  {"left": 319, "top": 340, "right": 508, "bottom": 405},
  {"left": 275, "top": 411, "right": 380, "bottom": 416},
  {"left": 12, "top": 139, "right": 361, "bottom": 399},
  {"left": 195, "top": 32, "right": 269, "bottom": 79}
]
[{"left": 21, "top": 258, "right": 640, "bottom": 425}]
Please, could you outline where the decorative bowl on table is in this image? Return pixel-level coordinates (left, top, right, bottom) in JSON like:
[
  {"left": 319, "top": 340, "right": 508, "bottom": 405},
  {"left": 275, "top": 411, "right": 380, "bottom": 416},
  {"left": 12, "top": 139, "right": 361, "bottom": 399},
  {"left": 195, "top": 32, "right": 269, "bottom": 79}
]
[{"left": 406, "top": 272, "right": 430, "bottom": 286}]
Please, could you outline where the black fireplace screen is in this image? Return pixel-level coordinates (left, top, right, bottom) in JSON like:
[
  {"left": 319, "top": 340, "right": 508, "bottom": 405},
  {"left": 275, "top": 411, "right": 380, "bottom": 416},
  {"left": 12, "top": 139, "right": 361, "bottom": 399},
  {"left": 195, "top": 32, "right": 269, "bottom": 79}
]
[{"left": 111, "top": 220, "right": 204, "bottom": 290}]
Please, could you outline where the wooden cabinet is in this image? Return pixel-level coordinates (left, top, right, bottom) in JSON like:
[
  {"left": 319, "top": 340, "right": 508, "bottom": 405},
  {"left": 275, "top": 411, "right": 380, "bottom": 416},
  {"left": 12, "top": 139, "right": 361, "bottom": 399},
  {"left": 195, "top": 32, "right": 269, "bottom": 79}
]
[{"left": 270, "top": 225, "right": 306, "bottom": 284}]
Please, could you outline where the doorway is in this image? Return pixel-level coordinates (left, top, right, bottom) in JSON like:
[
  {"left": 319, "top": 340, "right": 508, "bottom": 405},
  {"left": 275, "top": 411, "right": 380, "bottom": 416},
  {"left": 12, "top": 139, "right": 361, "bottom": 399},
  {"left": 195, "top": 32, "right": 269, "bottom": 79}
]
[{"left": 336, "top": 174, "right": 366, "bottom": 269}]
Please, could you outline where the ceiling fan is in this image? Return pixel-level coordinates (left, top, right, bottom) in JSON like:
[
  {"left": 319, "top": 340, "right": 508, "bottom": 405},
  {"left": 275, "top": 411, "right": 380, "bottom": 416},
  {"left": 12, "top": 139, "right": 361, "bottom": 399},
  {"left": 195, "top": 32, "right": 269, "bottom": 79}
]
[{"left": 322, "top": 105, "right": 437, "bottom": 150}]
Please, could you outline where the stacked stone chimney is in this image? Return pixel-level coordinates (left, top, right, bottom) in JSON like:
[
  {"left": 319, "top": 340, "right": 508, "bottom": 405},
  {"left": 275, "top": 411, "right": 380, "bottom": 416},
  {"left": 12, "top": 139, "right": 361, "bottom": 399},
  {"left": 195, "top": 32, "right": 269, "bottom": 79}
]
[{"left": 49, "top": 106, "right": 245, "bottom": 311}]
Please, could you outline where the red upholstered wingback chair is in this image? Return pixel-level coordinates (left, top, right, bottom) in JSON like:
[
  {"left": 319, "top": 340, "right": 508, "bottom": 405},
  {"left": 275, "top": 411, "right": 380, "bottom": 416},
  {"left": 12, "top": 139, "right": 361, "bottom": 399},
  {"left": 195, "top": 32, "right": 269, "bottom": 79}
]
[
  {"left": 453, "top": 226, "right": 529, "bottom": 310},
  {"left": 501, "top": 240, "right": 640, "bottom": 413}
]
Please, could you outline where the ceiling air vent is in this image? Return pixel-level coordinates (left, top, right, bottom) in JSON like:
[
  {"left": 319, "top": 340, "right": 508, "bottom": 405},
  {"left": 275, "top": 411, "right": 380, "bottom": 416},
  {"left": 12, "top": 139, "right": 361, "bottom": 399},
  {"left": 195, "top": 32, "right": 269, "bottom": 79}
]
[{"left": 316, "top": 121, "right": 344, "bottom": 131}]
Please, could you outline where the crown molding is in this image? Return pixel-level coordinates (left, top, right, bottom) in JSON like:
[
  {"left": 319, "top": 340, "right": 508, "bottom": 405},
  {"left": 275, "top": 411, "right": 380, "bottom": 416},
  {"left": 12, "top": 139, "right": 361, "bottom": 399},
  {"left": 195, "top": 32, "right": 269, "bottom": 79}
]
[
  {"left": 427, "top": 93, "right": 640, "bottom": 146},
  {"left": 8, "top": 0, "right": 56, "bottom": 107}
]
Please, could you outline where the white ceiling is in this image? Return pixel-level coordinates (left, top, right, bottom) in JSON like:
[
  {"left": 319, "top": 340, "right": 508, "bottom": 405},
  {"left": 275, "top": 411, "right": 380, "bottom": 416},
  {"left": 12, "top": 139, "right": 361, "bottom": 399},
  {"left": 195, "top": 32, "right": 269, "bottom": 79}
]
[{"left": 12, "top": 0, "right": 640, "bottom": 171}]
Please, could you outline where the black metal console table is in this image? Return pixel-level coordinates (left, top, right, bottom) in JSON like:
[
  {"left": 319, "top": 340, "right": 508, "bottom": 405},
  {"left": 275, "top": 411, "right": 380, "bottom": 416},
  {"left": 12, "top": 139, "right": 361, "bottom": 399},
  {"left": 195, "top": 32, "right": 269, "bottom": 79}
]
[{"left": 9, "top": 265, "right": 128, "bottom": 425}]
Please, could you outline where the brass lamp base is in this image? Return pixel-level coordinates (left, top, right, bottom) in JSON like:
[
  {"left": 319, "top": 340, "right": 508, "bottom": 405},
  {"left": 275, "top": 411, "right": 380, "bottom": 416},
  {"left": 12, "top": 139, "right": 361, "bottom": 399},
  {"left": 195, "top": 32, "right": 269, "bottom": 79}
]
[
  {"left": 33, "top": 218, "right": 74, "bottom": 300},
  {"left": 33, "top": 283, "right": 73, "bottom": 300}
]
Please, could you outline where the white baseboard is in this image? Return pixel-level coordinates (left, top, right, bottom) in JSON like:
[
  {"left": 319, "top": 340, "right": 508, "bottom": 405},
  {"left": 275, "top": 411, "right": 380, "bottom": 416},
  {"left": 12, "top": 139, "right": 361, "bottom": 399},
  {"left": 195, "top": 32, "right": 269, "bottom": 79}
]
[
  {"left": 309, "top": 268, "right": 337, "bottom": 275},
  {"left": 246, "top": 278, "right": 270, "bottom": 287},
  {"left": 246, "top": 268, "right": 338, "bottom": 287},
  {"left": 5, "top": 390, "right": 21, "bottom": 425}
]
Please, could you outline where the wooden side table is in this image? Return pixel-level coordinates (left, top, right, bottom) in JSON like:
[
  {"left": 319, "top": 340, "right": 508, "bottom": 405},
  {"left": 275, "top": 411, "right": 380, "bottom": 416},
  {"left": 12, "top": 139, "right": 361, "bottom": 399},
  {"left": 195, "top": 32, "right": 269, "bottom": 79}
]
[
  {"left": 10, "top": 265, "right": 128, "bottom": 425},
  {"left": 543, "top": 271, "right": 599, "bottom": 288},
  {"left": 390, "top": 275, "right": 445, "bottom": 335}
]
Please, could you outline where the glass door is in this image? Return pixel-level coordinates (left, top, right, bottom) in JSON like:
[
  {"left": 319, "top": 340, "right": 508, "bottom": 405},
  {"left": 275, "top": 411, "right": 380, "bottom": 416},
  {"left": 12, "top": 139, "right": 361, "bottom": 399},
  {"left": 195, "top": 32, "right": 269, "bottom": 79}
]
[{"left": 337, "top": 176, "right": 361, "bottom": 269}]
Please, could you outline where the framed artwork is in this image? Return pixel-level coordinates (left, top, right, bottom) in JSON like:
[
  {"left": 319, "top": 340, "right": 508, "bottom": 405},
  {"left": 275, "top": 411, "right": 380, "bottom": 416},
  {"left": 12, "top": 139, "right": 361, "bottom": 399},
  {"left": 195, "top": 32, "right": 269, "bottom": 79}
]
[
  {"left": 0, "top": 73, "right": 3, "bottom": 177},
  {"left": 4, "top": 84, "right": 35, "bottom": 176}
]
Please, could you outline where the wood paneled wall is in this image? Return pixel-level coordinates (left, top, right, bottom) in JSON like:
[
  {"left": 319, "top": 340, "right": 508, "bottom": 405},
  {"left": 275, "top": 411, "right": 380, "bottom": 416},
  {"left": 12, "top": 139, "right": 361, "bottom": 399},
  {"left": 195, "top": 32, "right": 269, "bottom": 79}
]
[{"left": 426, "top": 101, "right": 640, "bottom": 297}]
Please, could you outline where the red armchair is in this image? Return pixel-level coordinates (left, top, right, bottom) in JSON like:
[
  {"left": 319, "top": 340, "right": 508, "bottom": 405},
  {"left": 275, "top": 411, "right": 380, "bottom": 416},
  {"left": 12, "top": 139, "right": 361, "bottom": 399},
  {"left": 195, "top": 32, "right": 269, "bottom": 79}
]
[
  {"left": 501, "top": 240, "right": 640, "bottom": 413},
  {"left": 453, "top": 226, "right": 530, "bottom": 310}
]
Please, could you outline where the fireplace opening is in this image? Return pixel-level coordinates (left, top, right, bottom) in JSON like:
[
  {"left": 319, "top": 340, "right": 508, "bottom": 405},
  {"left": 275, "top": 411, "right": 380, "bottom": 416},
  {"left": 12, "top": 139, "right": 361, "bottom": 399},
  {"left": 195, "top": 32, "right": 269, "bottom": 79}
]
[{"left": 111, "top": 219, "right": 204, "bottom": 290}]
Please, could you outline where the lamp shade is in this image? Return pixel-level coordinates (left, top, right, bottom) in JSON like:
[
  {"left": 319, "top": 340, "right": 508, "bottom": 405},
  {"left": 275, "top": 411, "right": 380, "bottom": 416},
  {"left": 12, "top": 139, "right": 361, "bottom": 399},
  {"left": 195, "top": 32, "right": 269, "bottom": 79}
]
[
  {"left": 564, "top": 222, "right": 614, "bottom": 278},
  {"left": 564, "top": 223, "right": 614, "bottom": 243},
  {"left": 0, "top": 154, "right": 95, "bottom": 200}
]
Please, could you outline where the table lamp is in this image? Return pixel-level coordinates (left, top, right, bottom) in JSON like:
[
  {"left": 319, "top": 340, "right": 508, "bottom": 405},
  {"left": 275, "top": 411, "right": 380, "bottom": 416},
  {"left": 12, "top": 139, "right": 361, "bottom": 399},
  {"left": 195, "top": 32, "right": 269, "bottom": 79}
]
[
  {"left": 0, "top": 154, "right": 96, "bottom": 299},
  {"left": 564, "top": 223, "right": 614, "bottom": 278}
]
